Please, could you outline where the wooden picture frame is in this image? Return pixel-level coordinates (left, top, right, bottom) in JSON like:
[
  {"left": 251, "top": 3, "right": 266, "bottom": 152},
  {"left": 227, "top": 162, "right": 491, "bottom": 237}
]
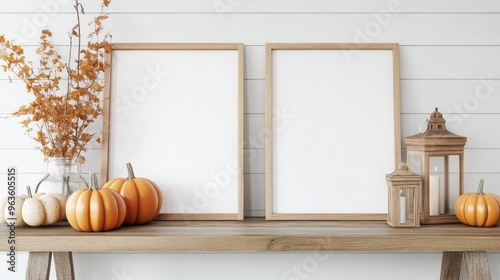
[
  {"left": 102, "top": 43, "right": 244, "bottom": 220},
  {"left": 266, "top": 43, "right": 401, "bottom": 220}
]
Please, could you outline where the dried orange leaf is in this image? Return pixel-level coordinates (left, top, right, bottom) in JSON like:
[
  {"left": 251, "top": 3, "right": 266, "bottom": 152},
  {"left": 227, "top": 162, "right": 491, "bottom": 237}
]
[{"left": 0, "top": 0, "right": 111, "bottom": 159}]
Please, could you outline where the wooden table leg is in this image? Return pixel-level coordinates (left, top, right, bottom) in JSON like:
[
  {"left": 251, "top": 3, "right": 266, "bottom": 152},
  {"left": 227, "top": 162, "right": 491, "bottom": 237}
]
[
  {"left": 440, "top": 251, "right": 463, "bottom": 280},
  {"left": 53, "top": 252, "right": 75, "bottom": 280},
  {"left": 26, "top": 252, "right": 52, "bottom": 280},
  {"left": 464, "top": 251, "right": 491, "bottom": 280},
  {"left": 441, "top": 251, "right": 492, "bottom": 280}
]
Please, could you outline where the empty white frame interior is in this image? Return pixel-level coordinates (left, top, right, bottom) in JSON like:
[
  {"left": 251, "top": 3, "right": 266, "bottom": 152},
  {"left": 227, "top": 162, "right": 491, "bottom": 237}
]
[
  {"left": 266, "top": 43, "right": 401, "bottom": 220},
  {"left": 102, "top": 43, "right": 244, "bottom": 220}
]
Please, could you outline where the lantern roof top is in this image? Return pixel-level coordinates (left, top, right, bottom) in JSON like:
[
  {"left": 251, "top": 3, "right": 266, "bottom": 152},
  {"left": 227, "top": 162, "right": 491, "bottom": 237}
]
[
  {"left": 404, "top": 108, "right": 467, "bottom": 149},
  {"left": 386, "top": 162, "right": 422, "bottom": 183}
]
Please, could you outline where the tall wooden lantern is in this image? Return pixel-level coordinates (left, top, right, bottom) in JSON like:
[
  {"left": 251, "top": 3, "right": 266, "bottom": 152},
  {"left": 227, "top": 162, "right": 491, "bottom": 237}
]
[
  {"left": 386, "top": 162, "right": 422, "bottom": 227},
  {"left": 405, "top": 108, "right": 467, "bottom": 224}
]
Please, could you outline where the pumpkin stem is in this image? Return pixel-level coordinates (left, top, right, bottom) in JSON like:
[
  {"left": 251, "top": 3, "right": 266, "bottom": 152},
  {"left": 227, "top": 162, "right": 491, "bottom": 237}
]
[
  {"left": 477, "top": 179, "right": 485, "bottom": 195},
  {"left": 126, "top": 162, "right": 136, "bottom": 179},
  {"left": 89, "top": 172, "right": 99, "bottom": 190},
  {"left": 26, "top": 185, "right": 33, "bottom": 198}
]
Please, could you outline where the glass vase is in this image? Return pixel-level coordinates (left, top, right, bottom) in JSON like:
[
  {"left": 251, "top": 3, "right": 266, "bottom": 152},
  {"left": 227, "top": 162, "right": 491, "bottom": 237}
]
[{"left": 35, "top": 157, "right": 89, "bottom": 197}]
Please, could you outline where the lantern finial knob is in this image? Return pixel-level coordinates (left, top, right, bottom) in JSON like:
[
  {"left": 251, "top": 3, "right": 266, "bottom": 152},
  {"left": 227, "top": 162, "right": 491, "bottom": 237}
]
[
  {"left": 397, "top": 161, "right": 409, "bottom": 171},
  {"left": 429, "top": 108, "right": 444, "bottom": 121}
]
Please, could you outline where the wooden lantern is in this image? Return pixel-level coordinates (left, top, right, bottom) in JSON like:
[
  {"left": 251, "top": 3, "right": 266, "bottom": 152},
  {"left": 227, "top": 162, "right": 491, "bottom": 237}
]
[
  {"left": 404, "top": 108, "right": 467, "bottom": 224},
  {"left": 386, "top": 162, "right": 421, "bottom": 227}
]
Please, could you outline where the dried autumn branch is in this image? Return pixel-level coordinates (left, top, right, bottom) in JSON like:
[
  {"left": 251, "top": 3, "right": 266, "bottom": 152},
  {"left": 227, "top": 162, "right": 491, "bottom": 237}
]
[{"left": 0, "top": 0, "right": 112, "bottom": 162}]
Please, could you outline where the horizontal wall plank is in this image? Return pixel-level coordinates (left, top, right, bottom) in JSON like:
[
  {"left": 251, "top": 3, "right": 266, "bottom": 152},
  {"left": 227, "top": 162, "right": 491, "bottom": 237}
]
[
  {"left": 0, "top": 0, "right": 116, "bottom": 13},
  {"left": 244, "top": 210, "right": 265, "bottom": 217},
  {"left": 244, "top": 173, "right": 265, "bottom": 213},
  {"left": 244, "top": 80, "right": 265, "bottom": 114},
  {"left": 2, "top": 0, "right": 500, "bottom": 14},
  {"left": 243, "top": 148, "right": 265, "bottom": 174},
  {"left": 2, "top": 14, "right": 500, "bottom": 45},
  {"left": 400, "top": 46, "right": 500, "bottom": 79},
  {"left": 244, "top": 114, "right": 265, "bottom": 149},
  {"left": 401, "top": 114, "right": 500, "bottom": 149},
  {"left": 244, "top": 46, "right": 264, "bottom": 81},
  {"left": 0, "top": 80, "right": 34, "bottom": 114},
  {"left": 257, "top": 46, "right": 500, "bottom": 80},
  {"left": 0, "top": 114, "right": 39, "bottom": 148},
  {"left": 401, "top": 80, "right": 500, "bottom": 114},
  {"left": 0, "top": 148, "right": 101, "bottom": 173},
  {"left": 0, "top": 114, "right": 102, "bottom": 149},
  {"left": 464, "top": 149, "right": 500, "bottom": 174},
  {"left": 465, "top": 174, "right": 500, "bottom": 193}
]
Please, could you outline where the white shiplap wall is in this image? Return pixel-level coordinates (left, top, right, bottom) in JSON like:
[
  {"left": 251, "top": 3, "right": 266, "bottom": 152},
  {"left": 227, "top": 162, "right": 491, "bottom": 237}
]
[{"left": 1, "top": 0, "right": 500, "bottom": 279}]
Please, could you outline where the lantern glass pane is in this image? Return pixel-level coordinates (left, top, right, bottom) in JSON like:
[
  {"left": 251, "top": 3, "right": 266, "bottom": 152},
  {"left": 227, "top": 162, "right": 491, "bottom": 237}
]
[
  {"left": 429, "top": 156, "right": 460, "bottom": 215},
  {"left": 408, "top": 154, "right": 422, "bottom": 175},
  {"left": 448, "top": 155, "right": 461, "bottom": 214},
  {"left": 401, "top": 187, "right": 415, "bottom": 224},
  {"left": 429, "top": 157, "right": 444, "bottom": 174},
  {"left": 429, "top": 156, "right": 444, "bottom": 215}
]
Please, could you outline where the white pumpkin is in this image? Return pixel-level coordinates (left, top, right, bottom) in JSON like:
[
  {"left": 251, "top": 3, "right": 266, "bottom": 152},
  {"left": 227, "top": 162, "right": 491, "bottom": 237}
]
[
  {"left": 1, "top": 195, "right": 27, "bottom": 226},
  {"left": 0, "top": 186, "right": 67, "bottom": 226}
]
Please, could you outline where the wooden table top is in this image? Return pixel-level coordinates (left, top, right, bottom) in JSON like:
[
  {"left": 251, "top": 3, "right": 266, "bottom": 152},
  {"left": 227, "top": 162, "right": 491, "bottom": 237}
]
[{"left": 2, "top": 219, "right": 500, "bottom": 253}]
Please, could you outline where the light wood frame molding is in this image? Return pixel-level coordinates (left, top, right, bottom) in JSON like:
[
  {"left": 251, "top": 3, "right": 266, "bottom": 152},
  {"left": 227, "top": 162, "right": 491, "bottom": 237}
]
[
  {"left": 265, "top": 43, "right": 401, "bottom": 220},
  {"left": 102, "top": 43, "right": 244, "bottom": 220}
]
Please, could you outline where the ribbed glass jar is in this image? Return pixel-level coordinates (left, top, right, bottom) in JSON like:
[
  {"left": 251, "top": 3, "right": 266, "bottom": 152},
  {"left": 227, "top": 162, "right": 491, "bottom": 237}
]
[{"left": 35, "top": 157, "right": 88, "bottom": 197}]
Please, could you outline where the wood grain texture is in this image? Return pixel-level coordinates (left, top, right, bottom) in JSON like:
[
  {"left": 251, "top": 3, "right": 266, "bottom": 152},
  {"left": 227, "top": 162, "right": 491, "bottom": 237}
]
[
  {"left": 111, "top": 43, "right": 244, "bottom": 50},
  {"left": 237, "top": 43, "right": 245, "bottom": 220},
  {"left": 265, "top": 213, "right": 387, "bottom": 221},
  {"left": 156, "top": 213, "right": 240, "bottom": 221},
  {"left": 53, "top": 252, "right": 75, "bottom": 280},
  {"left": 264, "top": 43, "right": 273, "bottom": 220},
  {"left": 464, "top": 251, "right": 492, "bottom": 280},
  {"left": 2, "top": 220, "right": 500, "bottom": 253},
  {"left": 101, "top": 43, "right": 245, "bottom": 221},
  {"left": 265, "top": 43, "right": 400, "bottom": 220},
  {"left": 441, "top": 251, "right": 463, "bottom": 280},
  {"left": 26, "top": 252, "right": 51, "bottom": 280}
]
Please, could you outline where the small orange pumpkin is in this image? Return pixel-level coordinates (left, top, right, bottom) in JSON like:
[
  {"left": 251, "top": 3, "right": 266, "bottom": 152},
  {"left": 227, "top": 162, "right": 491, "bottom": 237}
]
[
  {"left": 103, "top": 163, "right": 162, "bottom": 225},
  {"left": 454, "top": 179, "right": 500, "bottom": 227},
  {"left": 66, "top": 173, "right": 126, "bottom": 232}
]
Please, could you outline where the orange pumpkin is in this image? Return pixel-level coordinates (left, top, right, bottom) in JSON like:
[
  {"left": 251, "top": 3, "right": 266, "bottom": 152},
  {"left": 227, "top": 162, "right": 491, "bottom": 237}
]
[
  {"left": 454, "top": 179, "right": 500, "bottom": 227},
  {"left": 66, "top": 173, "right": 126, "bottom": 232},
  {"left": 103, "top": 163, "right": 162, "bottom": 225}
]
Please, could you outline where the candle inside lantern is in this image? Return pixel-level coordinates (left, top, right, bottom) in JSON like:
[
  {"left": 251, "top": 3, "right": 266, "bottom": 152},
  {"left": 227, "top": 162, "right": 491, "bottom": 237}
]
[
  {"left": 400, "top": 191, "right": 406, "bottom": 223},
  {"left": 429, "top": 167, "right": 440, "bottom": 216}
]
